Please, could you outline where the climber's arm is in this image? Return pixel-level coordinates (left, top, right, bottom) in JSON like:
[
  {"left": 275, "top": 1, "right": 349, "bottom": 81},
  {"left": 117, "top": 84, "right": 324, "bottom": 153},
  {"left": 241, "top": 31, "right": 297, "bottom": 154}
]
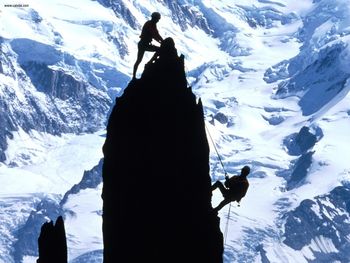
[{"left": 150, "top": 24, "right": 163, "bottom": 43}]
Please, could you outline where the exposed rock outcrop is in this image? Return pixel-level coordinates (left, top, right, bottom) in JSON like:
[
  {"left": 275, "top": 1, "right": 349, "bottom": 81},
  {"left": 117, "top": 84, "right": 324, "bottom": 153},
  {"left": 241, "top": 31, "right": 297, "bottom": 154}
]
[
  {"left": 281, "top": 126, "right": 323, "bottom": 190},
  {"left": 0, "top": 39, "right": 116, "bottom": 163},
  {"left": 13, "top": 196, "right": 63, "bottom": 262},
  {"left": 284, "top": 185, "right": 350, "bottom": 261},
  {"left": 37, "top": 216, "right": 67, "bottom": 263},
  {"left": 102, "top": 38, "right": 223, "bottom": 262}
]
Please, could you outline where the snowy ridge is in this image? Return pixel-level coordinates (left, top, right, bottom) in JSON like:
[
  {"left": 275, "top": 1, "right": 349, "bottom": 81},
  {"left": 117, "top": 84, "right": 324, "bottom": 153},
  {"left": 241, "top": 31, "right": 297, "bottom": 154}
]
[
  {"left": 10, "top": 158, "right": 103, "bottom": 262},
  {"left": 272, "top": 185, "right": 350, "bottom": 262},
  {"left": 1, "top": 0, "right": 350, "bottom": 262},
  {"left": 0, "top": 38, "right": 113, "bottom": 163}
]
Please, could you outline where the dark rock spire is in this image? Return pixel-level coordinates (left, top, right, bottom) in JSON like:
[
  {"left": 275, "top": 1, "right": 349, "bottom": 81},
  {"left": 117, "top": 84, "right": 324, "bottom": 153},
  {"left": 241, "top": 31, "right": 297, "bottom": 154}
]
[
  {"left": 102, "top": 37, "right": 223, "bottom": 263},
  {"left": 37, "top": 216, "right": 67, "bottom": 263}
]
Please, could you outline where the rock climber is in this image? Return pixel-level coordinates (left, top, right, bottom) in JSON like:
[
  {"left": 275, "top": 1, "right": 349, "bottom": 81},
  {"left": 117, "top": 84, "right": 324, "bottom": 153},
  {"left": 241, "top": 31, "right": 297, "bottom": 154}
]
[
  {"left": 133, "top": 12, "right": 163, "bottom": 78},
  {"left": 211, "top": 165, "right": 250, "bottom": 212}
]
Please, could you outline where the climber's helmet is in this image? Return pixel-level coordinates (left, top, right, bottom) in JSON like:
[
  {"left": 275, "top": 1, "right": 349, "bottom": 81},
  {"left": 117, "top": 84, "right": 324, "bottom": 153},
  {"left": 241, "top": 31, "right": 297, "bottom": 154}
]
[
  {"left": 241, "top": 166, "right": 250, "bottom": 177},
  {"left": 151, "top": 12, "right": 161, "bottom": 21}
]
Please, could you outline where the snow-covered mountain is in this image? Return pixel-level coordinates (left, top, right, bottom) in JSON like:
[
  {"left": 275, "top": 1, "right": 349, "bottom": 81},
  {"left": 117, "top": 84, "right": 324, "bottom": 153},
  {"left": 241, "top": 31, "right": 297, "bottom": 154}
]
[{"left": 1, "top": 0, "right": 350, "bottom": 262}]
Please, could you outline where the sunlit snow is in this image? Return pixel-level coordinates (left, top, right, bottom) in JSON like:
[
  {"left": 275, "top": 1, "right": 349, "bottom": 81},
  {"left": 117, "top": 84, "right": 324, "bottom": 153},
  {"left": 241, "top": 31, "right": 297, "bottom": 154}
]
[{"left": 1, "top": 0, "right": 350, "bottom": 262}]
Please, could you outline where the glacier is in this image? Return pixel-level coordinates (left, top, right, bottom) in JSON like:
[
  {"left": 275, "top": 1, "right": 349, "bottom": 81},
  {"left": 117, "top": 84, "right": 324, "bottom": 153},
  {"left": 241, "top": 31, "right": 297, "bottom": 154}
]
[{"left": 1, "top": 0, "right": 350, "bottom": 262}]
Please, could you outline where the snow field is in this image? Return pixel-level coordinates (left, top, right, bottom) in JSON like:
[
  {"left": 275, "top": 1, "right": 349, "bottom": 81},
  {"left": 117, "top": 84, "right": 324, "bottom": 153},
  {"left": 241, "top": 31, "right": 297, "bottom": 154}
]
[
  {"left": 63, "top": 185, "right": 103, "bottom": 261},
  {"left": 2, "top": 0, "right": 350, "bottom": 262}
]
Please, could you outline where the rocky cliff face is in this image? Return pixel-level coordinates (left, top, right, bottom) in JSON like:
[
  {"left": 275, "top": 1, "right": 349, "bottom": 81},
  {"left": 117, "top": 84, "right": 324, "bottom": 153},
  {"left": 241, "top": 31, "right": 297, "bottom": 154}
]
[
  {"left": 37, "top": 216, "right": 67, "bottom": 263},
  {"left": 284, "top": 185, "right": 350, "bottom": 262},
  {"left": 12, "top": 159, "right": 103, "bottom": 262},
  {"left": 102, "top": 39, "right": 223, "bottom": 262},
  {"left": 0, "top": 39, "right": 115, "bottom": 163}
]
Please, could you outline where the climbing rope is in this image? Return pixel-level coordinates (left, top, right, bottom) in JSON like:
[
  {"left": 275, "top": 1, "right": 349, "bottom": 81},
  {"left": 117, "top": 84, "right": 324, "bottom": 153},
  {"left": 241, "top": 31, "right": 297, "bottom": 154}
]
[
  {"left": 205, "top": 123, "right": 233, "bottom": 246},
  {"left": 204, "top": 124, "right": 228, "bottom": 176},
  {"left": 189, "top": 71, "right": 236, "bottom": 247},
  {"left": 224, "top": 202, "right": 232, "bottom": 246}
]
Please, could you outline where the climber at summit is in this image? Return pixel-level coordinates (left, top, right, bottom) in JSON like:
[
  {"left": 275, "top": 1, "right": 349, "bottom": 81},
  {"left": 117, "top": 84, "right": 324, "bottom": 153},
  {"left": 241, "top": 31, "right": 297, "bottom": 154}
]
[
  {"left": 211, "top": 165, "right": 250, "bottom": 213},
  {"left": 133, "top": 12, "right": 163, "bottom": 79}
]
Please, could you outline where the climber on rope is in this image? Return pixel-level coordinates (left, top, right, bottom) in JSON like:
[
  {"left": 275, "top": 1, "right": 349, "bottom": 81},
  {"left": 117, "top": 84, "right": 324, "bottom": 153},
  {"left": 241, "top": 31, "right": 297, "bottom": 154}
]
[
  {"left": 133, "top": 12, "right": 163, "bottom": 79},
  {"left": 211, "top": 165, "right": 250, "bottom": 213}
]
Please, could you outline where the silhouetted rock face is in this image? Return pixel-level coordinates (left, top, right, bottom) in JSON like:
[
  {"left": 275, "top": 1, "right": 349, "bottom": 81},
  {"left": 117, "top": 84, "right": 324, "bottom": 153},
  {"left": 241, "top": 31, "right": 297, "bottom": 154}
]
[
  {"left": 37, "top": 216, "right": 67, "bottom": 263},
  {"left": 102, "top": 39, "right": 223, "bottom": 263}
]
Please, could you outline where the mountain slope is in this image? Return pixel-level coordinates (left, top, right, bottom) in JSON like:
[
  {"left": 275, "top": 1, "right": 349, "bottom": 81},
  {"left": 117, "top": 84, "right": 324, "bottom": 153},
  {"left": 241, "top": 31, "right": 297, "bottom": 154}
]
[{"left": 1, "top": 0, "right": 350, "bottom": 262}]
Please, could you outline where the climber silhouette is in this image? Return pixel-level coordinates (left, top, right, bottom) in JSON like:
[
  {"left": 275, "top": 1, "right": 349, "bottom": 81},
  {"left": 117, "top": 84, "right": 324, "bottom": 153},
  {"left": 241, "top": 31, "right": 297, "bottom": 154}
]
[
  {"left": 133, "top": 12, "right": 163, "bottom": 78},
  {"left": 146, "top": 37, "right": 178, "bottom": 65},
  {"left": 212, "top": 166, "right": 250, "bottom": 212}
]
